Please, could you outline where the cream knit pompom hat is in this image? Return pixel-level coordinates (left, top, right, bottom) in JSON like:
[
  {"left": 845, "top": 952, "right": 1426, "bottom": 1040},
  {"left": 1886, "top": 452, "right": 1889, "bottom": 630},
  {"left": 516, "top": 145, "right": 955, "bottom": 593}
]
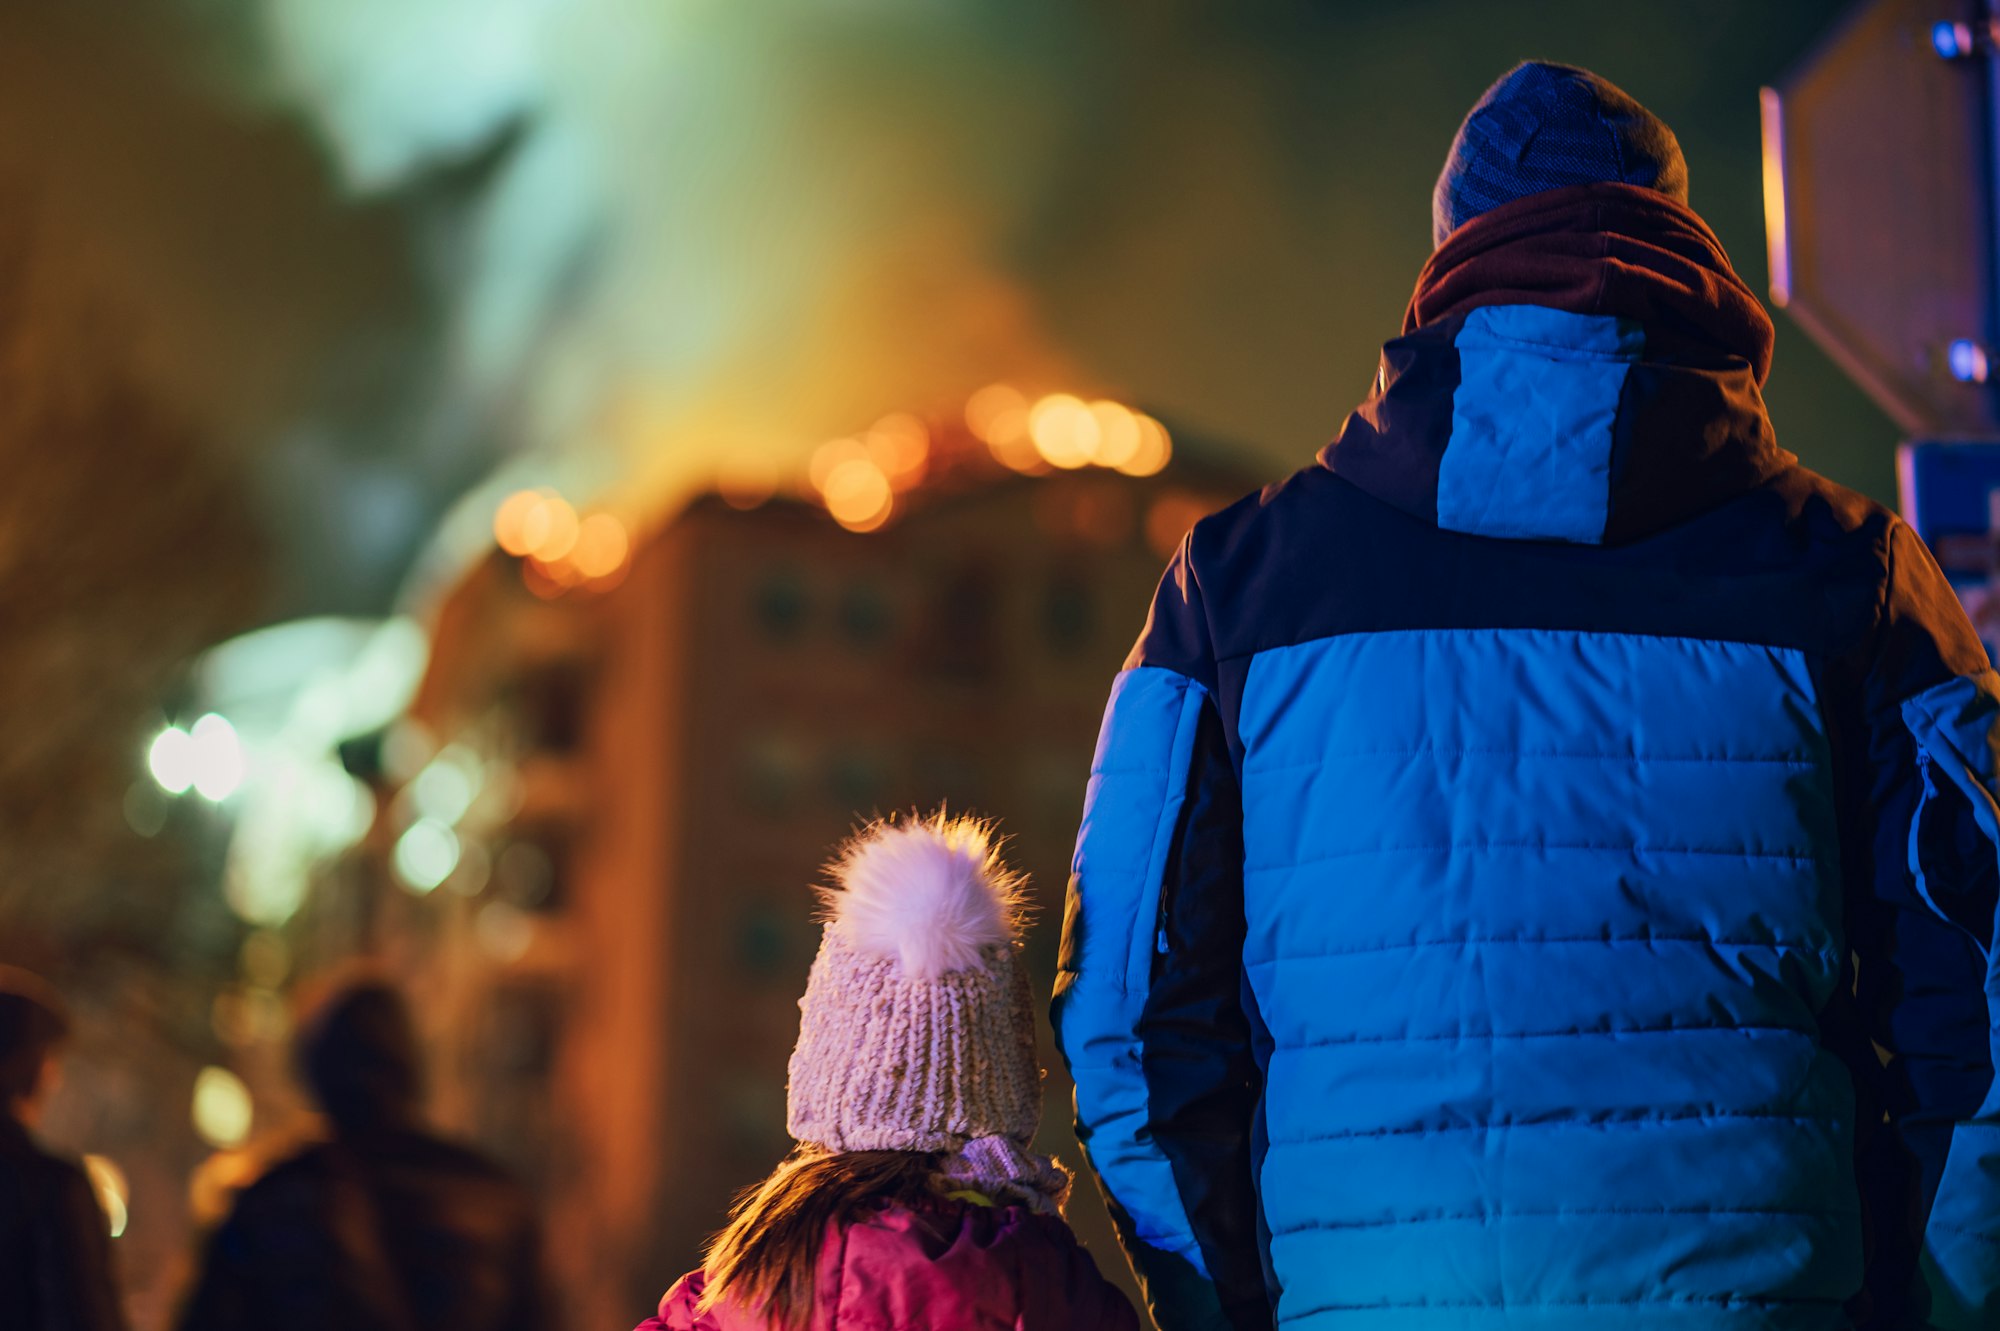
[{"left": 786, "top": 814, "right": 1042, "bottom": 1153}]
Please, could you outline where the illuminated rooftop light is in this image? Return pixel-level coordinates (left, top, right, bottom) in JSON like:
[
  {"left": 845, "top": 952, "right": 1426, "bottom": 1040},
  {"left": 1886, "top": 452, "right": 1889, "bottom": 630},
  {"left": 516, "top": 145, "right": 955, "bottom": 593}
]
[
  {"left": 809, "top": 438, "right": 869, "bottom": 492},
  {"left": 1029, "top": 394, "right": 1099, "bottom": 469},
  {"left": 493, "top": 490, "right": 544, "bottom": 556},
  {"left": 1949, "top": 339, "right": 1990, "bottom": 384},
  {"left": 823, "top": 458, "right": 893, "bottom": 532},
  {"left": 527, "top": 492, "right": 580, "bottom": 562},
  {"left": 393, "top": 817, "right": 461, "bottom": 893},
  {"left": 148, "top": 727, "right": 196, "bottom": 795},
  {"left": 570, "top": 513, "right": 630, "bottom": 579},
  {"left": 1089, "top": 400, "right": 1142, "bottom": 469},
  {"left": 1115, "top": 413, "right": 1173, "bottom": 477},
  {"left": 189, "top": 714, "right": 246, "bottom": 802},
  {"left": 82, "top": 1155, "right": 129, "bottom": 1239},
  {"left": 191, "top": 1066, "right": 253, "bottom": 1149},
  {"left": 965, "top": 383, "right": 1029, "bottom": 442},
  {"left": 866, "top": 413, "right": 930, "bottom": 491}
]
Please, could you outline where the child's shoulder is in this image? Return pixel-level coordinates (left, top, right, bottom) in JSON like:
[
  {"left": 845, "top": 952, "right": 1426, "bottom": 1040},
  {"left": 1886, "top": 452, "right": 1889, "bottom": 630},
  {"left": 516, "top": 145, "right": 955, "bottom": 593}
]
[{"left": 839, "top": 1198, "right": 1137, "bottom": 1329}]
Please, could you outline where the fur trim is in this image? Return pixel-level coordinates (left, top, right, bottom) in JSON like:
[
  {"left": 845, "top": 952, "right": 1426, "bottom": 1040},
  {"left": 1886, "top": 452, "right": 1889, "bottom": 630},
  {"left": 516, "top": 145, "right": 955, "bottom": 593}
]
[{"left": 821, "top": 814, "right": 1024, "bottom": 979}]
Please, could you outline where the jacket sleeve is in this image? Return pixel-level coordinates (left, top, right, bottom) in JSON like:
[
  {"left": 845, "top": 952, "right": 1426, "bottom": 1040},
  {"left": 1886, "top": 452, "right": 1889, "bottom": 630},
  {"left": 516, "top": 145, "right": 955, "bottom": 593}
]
[
  {"left": 1857, "top": 522, "right": 2000, "bottom": 1329},
  {"left": 1051, "top": 541, "right": 1269, "bottom": 1331}
]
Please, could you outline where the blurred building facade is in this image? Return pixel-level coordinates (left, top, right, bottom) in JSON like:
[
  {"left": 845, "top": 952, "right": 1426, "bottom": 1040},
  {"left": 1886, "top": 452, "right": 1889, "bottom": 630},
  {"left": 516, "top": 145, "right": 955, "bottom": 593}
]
[{"left": 347, "top": 430, "right": 1250, "bottom": 1326}]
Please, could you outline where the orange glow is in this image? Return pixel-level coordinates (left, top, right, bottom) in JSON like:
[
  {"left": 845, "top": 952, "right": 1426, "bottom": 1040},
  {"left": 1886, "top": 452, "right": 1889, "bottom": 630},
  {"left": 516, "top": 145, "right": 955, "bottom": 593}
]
[
  {"left": 570, "top": 514, "right": 630, "bottom": 579},
  {"left": 493, "top": 490, "right": 545, "bottom": 556},
  {"left": 823, "top": 458, "right": 893, "bottom": 531},
  {"left": 1089, "top": 400, "right": 1142, "bottom": 468},
  {"left": 965, "top": 383, "right": 1029, "bottom": 444},
  {"left": 1028, "top": 394, "right": 1098, "bottom": 469},
  {"left": 1116, "top": 413, "right": 1172, "bottom": 477},
  {"left": 530, "top": 494, "right": 581, "bottom": 561},
  {"left": 810, "top": 438, "right": 870, "bottom": 493},
  {"left": 866, "top": 413, "right": 930, "bottom": 490}
]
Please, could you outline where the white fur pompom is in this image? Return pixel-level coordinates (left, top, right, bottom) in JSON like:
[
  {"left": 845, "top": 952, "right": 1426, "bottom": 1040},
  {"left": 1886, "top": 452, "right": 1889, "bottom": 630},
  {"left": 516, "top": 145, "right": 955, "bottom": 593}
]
[{"left": 822, "top": 814, "right": 1024, "bottom": 979}]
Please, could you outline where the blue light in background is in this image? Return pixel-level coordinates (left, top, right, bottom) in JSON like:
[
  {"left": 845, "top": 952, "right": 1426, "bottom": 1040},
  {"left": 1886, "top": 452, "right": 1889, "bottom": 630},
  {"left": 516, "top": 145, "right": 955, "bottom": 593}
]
[{"left": 1949, "top": 339, "right": 1990, "bottom": 384}]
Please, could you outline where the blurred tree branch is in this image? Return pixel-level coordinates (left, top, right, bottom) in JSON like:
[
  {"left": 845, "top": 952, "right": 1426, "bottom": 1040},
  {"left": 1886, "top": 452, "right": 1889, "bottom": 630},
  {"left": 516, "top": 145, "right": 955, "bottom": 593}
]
[{"left": 0, "top": 189, "right": 263, "bottom": 961}]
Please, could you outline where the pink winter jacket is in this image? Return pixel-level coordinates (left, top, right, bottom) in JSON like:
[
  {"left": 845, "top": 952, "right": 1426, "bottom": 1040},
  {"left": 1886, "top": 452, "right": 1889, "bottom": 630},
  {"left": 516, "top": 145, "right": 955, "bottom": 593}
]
[{"left": 635, "top": 1197, "right": 1139, "bottom": 1331}]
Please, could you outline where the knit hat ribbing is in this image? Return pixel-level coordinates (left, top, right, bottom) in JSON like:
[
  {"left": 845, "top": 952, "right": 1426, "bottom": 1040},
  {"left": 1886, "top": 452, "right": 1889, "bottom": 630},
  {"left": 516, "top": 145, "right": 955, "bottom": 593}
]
[
  {"left": 1433, "top": 61, "right": 1687, "bottom": 249},
  {"left": 785, "top": 816, "right": 1042, "bottom": 1154}
]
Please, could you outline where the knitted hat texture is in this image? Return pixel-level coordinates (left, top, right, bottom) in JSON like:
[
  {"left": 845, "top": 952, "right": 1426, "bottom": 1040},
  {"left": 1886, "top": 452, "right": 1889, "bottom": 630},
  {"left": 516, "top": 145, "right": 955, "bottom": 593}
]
[
  {"left": 1433, "top": 61, "right": 1687, "bottom": 248},
  {"left": 786, "top": 816, "right": 1041, "bottom": 1153}
]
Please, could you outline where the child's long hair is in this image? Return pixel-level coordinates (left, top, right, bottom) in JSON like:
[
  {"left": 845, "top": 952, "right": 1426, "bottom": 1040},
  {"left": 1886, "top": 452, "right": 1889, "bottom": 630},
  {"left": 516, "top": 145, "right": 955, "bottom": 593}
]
[{"left": 698, "top": 1146, "right": 944, "bottom": 1328}]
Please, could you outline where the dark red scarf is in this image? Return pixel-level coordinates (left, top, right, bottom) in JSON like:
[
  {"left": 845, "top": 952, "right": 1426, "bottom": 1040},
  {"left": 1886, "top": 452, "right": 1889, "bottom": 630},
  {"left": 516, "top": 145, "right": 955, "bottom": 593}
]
[{"left": 1405, "top": 182, "right": 1776, "bottom": 386}]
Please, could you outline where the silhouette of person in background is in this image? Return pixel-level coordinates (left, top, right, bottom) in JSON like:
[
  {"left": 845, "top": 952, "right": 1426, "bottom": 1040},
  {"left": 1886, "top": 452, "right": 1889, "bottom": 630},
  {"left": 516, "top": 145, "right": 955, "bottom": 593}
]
[
  {"left": 176, "top": 972, "right": 555, "bottom": 1331},
  {"left": 0, "top": 965, "right": 127, "bottom": 1331}
]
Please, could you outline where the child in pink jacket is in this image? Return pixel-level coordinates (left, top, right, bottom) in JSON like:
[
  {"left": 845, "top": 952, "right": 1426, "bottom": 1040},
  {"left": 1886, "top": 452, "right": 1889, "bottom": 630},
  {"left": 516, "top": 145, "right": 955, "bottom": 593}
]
[{"left": 636, "top": 815, "right": 1137, "bottom": 1331}]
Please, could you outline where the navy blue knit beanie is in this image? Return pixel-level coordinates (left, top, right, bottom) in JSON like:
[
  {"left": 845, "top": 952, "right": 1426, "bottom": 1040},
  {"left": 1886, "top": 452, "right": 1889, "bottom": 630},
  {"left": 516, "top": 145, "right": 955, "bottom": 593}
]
[{"left": 1433, "top": 61, "right": 1688, "bottom": 248}]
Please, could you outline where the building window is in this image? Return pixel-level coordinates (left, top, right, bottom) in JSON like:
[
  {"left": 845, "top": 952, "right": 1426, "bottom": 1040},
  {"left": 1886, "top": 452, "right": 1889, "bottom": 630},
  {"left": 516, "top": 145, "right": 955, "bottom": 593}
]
[
  {"left": 838, "top": 581, "right": 892, "bottom": 650},
  {"left": 754, "top": 568, "right": 809, "bottom": 641}
]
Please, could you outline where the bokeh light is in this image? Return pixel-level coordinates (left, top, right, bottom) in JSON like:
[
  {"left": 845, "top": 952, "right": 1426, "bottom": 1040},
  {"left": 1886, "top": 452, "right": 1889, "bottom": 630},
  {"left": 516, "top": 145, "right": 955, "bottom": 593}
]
[
  {"left": 1088, "top": 400, "right": 1142, "bottom": 469},
  {"left": 965, "top": 383, "right": 1028, "bottom": 442},
  {"left": 191, "top": 1066, "right": 253, "bottom": 1150},
  {"left": 394, "top": 817, "right": 461, "bottom": 893},
  {"left": 493, "top": 489, "right": 544, "bottom": 556},
  {"left": 809, "top": 438, "right": 869, "bottom": 492},
  {"left": 148, "top": 727, "right": 196, "bottom": 795},
  {"left": 1028, "top": 394, "right": 1099, "bottom": 469},
  {"left": 570, "top": 513, "right": 630, "bottom": 579},
  {"left": 865, "top": 413, "right": 930, "bottom": 491},
  {"left": 189, "top": 714, "right": 245, "bottom": 802},
  {"left": 823, "top": 459, "right": 894, "bottom": 532},
  {"left": 1117, "top": 413, "right": 1173, "bottom": 477}
]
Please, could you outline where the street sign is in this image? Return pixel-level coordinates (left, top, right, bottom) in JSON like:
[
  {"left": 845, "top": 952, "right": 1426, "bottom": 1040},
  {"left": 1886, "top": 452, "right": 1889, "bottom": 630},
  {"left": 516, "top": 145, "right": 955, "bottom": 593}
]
[
  {"left": 1762, "top": 0, "right": 2000, "bottom": 435},
  {"left": 1899, "top": 439, "right": 2000, "bottom": 659}
]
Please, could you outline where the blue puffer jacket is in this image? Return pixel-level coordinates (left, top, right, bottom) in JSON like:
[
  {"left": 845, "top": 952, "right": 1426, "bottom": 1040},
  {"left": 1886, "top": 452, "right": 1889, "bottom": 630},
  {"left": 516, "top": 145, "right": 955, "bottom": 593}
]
[{"left": 1053, "top": 184, "right": 2000, "bottom": 1331}]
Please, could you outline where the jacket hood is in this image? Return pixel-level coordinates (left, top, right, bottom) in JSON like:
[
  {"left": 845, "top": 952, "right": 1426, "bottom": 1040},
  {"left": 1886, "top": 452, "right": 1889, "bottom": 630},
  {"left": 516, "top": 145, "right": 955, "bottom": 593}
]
[{"left": 1323, "top": 182, "right": 1794, "bottom": 545}]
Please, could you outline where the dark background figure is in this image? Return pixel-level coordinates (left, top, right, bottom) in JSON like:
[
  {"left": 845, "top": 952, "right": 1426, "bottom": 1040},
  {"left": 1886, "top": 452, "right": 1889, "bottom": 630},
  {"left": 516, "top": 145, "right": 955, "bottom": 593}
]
[
  {"left": 0, "top": 966, "right": 126, "bottom": 1331},
  {"left": 175, "top": 974, "right": 555, "bottom": 1331}
]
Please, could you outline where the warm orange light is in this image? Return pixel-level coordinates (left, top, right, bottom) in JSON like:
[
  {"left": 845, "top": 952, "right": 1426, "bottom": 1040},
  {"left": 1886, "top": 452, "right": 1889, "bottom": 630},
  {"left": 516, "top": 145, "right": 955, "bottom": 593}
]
[
  {"left": 966, "top": 384, "right": 1029, "bottom": 444},
  {"left": 1116, "top": 413, "right": 1172, "bottom": 477},
  {"left": 1089, "top": 400, "right": 1141, "bottom": 468},
  {"left": 494, "top": 490, "right": 544, "bottom": 556},
  {"left": 1029, "top": 394, "right": 1098, "bottom": 469},
  {"left": 531, "top": 495, "right": 581, "bottom": 561},
  {"left": 823, "top": 459, "right": 893, "bottom": 532},
  {"left": 570, "top": 514, "right": 629, "bottom": 579},
  {"left": 866, "top": 412, "right": 930, "bottom": 490},
  {"left": 810, "top": 438, "right": 869, "bottom": 492}
]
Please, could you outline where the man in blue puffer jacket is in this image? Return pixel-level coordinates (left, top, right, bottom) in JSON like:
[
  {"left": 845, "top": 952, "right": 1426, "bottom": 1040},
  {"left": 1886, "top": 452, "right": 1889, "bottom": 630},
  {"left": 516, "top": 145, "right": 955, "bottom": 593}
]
[{"left": 1053, "top": 61, "right": 2000, "bottom": 1331}]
